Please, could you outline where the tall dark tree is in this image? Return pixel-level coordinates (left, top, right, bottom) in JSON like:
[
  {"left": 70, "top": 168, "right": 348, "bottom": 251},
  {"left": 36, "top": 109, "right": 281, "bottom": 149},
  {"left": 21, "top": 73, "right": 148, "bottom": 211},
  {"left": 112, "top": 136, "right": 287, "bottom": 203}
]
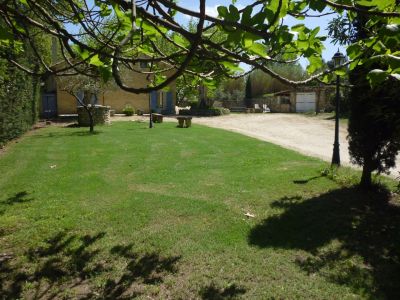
[
  {"left": 348, "top": 68, "right": 400, "bottom": 187},
  {"left": 244, "top": 75, "right": 253, "bottom": 108},
  {"left": 328, "top": 10, "right": 400, "bottom": 188}
]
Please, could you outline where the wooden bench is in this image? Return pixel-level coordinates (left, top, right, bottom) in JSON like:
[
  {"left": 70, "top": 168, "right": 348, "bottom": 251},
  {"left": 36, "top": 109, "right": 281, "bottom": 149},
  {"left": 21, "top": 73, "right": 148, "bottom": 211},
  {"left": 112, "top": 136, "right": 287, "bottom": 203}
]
[
  {"left": 152, "top": 113, "right": 164, "bottom": 123},
  {"left": 176, "top": 116, "right": 192, "bottom": 128}
]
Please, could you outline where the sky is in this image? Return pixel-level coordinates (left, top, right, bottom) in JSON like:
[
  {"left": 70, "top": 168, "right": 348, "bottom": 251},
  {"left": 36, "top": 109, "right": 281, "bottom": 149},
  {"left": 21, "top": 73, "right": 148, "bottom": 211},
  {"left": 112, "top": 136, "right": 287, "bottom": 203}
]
[{"left": 66, "top": 0, "right": 343, "bottom": 69}]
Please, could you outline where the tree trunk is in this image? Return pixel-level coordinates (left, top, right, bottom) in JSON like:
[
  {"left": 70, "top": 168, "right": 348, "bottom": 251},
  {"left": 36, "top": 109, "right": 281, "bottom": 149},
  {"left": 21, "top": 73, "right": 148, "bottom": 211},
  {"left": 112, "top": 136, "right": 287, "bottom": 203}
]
[
  {"left": 88, "top": 108, "right": 94, "bottom": 133},
  {"left": 83, "top": 105, "right": 94, "bottom": 133},
  {"left": 360, "top": 161, "right": 372, "bottom": 188}
]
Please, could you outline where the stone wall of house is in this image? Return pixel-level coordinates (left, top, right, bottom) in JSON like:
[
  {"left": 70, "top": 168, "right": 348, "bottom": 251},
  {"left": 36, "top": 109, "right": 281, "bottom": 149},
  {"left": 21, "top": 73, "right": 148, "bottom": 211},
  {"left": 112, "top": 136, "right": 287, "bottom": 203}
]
[
  {"left": 55, "top": 64, "right": 177, "bottom": 115},
  {"left": 77, "top": 105, "right": 111, "bottom": 126},
  {"left": 57, "top": 90, "right": 77, "bottom": 114}
]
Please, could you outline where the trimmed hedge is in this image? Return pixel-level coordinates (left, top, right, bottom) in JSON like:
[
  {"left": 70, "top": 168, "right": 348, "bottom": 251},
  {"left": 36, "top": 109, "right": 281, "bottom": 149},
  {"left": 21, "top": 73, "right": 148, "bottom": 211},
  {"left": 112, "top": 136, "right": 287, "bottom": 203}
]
[
  {"left": 179, "top": 107, "right": 230, "bottom": 116},
  {"left": 0, "top": 60, "right": 40, "bottom": 146}
]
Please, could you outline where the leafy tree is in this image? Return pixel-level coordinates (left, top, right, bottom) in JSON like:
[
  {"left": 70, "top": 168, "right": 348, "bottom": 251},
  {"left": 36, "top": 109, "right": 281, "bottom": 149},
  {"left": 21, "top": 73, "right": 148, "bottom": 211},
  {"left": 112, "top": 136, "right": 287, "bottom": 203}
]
[
  {"left": 176, "top": 74, "right": 199, "bottom": 106},
  {"left": 58, "top": 74, "right": 105, "bottom": 133},
  {"left": 1, "top": 0, "right": 398, "bottom": 94},
  {"left": 213, "top": 77, "right": 245, "bottom": 103},
  {"left": 251, "top": 63, "right": 306, "bottom": 97},
  {"left": 348, "top": 67, "right": 400, "bottom": 187},
  {"left": 0, "top": 17, "right": 51, "bottom": 144},
  {"left": 328, "top": 7, "right": 400, "bottom": 188}
]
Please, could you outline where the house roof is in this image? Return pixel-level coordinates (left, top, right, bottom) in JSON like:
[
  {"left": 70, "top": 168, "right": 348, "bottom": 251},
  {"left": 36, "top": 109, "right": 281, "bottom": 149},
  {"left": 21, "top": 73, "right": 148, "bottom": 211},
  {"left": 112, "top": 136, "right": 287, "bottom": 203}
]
[{"left": 273, "top": 90, "right": 292, "bottom": 96}]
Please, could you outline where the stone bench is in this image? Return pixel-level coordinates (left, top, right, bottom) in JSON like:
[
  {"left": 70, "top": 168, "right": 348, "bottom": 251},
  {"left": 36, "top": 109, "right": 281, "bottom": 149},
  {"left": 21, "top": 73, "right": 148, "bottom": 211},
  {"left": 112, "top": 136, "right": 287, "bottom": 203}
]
[
  {"left": 176, "top": 116, "right": 192, "bottom": 128},
  {"left": 77, "top": 105, "right": 111, "bottom": 126},
  {"left": 152, "top": 113, "right": 164, "bottom": 123}
]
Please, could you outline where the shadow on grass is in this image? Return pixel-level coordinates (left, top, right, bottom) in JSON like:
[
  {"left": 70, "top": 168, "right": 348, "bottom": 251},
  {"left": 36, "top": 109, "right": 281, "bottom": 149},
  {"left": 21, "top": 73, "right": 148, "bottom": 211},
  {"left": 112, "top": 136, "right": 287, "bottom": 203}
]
[
  {"left": 1, "top": 191, "right": 33, "bottom": 206},
  {"left": 200, "top": 283, "right": 246, "bottom": 299},
  {"left": 0, "top": 231, "right": 181, "bottom": 299},
  {"left": 293, "top": 175, "right": 323, "bottom": 185},
  {"left": 56, "top": 130, "right": 100, "bottom": 137},
  {"left": 248, "top": 187, "right": 400, "bottom": 299},
  {"left": 33, "top": 131, "right": 102, "bottom": 139}
]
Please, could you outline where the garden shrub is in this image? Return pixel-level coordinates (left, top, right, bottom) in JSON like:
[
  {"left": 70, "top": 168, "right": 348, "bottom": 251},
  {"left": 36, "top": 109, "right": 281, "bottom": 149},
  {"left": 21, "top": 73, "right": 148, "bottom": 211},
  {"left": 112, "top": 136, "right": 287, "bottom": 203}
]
[
  {"left": 179, "top": 107, "right": 230, "bottom": 116},
  {"left": 122, "top": 105, "right": 135, "bottom": 116},
  {"left": 0, "top": 23, "right": 50, "bottom": 146},
  {"left": 0, "top": 60, "right": 41, "bottom": 146}
]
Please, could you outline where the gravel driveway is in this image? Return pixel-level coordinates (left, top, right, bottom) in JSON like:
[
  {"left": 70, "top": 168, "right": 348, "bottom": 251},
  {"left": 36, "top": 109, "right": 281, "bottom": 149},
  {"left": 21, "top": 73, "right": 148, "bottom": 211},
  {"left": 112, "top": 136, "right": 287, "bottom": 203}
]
[{"left": 191, "top": 113, "right": 400, "bottom": 177}]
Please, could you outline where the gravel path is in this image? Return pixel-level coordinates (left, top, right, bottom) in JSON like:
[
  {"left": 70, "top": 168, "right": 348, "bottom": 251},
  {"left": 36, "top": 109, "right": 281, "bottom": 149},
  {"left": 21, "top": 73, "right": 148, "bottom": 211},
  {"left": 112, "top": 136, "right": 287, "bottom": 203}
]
[
  {"left": 190, "top": 114, "right": 400, "bottom": 177},
  {"left": 111, "top": 114, "right": 400, "bottom": 177}
]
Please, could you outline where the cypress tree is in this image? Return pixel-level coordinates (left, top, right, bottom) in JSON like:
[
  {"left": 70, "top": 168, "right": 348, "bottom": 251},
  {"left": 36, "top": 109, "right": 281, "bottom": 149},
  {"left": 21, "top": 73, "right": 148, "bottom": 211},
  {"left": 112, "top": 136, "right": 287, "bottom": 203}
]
[{"left": 244, "top": 75, "right": 253, "bottom": 108}]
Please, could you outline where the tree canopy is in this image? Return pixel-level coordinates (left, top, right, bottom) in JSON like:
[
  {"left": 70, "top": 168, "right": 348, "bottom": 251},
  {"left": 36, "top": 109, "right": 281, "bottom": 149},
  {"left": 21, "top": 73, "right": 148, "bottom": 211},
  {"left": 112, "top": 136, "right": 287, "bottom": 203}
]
[{"left": 0, "top": 0, "right": 399, "bottom": 92}]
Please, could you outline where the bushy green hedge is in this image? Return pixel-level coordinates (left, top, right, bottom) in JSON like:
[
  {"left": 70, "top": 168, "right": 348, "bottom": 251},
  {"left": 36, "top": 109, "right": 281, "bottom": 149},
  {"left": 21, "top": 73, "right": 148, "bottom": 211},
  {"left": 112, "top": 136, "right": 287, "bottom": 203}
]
[
  {"left": 179, "top": 107, "right": 230, "bottom": 116},
  {"left": 122, "top": 105, "right": 135, "bottom": 116},
  {"left": 0, "top": 60, "right": 40, "bottom": 146}
]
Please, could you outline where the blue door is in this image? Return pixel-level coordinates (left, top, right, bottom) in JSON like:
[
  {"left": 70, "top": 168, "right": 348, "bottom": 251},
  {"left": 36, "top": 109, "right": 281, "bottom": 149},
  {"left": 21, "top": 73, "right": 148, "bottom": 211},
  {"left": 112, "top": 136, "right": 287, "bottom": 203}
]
[
  {"left": 150, "top": 91, "right": 158, "bottom": 113},
  {"left": 163, "top": 92, "right": 174, "bottom": 115},
  {"left": 41, "top": 93, "right": 57, "bottom": 118}
]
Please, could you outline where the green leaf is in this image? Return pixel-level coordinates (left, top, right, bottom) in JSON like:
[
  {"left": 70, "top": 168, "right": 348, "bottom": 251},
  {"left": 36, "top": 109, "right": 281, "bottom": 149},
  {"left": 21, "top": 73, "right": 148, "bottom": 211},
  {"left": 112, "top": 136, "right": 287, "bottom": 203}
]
[
  {"left": 250, "top": 11, "right": 267, "bottom": 26},
  {"left": 291, "top": 24, "right": 306, "bottom": 32},
  {"left": 334, "top": 69, "right": 347, "bottom": 76},
  {"left": 229, "top": 5, "right": 240, "bottom": 22},
  {"left": 310, "top": 27, "right": 320, "bottom": 38},
  {"left": 387, "top": 54, "right": 400, "bottom": 70},
  {"left": 0, "top": 25, "right": 13, "bottom": 42},
  {"left": 89, "top": 55, "right": 104, "bottom": 67},
  {"left": 221, "top": 61, "right": 244, "bottom": 72},
  {"left": 357, "top": 0, "right": 396, "bottom": 9},
  {"left": 154, "top": 74, "right": 167, "bottom": 86},
  {"left": 349, "top": 60, "right": 360, "bottom": 71},
  {"left": 266, "top": 0, "right": 289, "bottom": 24},
  {"left": 367, "top": 69, "right": 389, "bottom": 87},
  {"left": 217, "top": 6, "right": 229, "bottom": 18},
  {"left": 346, "top": 43, "right": 363, "bottom": 59},
  {"left": 72, "top": 44, "right": 90, "bottom": 60},
  {"left": 173, "top": 34, "right": 188, "bottom": 48},
  {"left": 112, "top": 3, "right": 131, "bottom": 30},
  {"left": 241, "top": 6, "right": 253, "bottom": 25},
  {"left": 309, "top": 0, "right": 326, "bottom": 12},
  {"left": 141, "top": 20, "right": 163, "bottom": 37},
  {"left": 99, "top": 65, "right": 112, "bottom": 82},
  {"left": 248, "top": 43, "right": 268, "bottom": 58},
  {"left": 372, "top": 41, "right": 387, "bottom": 53},
  {"left": 242, "top": 32, "right": 261, "bottom": 48},
  {"left": 306, "top": 55, "right": 323, "bottom": 74}
]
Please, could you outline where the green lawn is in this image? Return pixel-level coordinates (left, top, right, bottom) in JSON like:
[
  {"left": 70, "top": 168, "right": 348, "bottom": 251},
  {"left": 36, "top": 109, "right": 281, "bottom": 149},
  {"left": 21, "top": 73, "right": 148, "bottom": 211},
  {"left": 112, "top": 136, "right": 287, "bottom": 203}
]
[{"left": 0, "top": 121, "right": 399, "bottom": 299}]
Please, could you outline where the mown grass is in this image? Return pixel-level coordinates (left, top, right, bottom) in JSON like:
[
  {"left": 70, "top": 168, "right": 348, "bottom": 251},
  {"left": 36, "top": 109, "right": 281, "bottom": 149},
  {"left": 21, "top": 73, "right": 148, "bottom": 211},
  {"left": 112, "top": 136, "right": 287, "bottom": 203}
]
[{"left": 0, "top": 121, "right": 399, "bottom": 299}]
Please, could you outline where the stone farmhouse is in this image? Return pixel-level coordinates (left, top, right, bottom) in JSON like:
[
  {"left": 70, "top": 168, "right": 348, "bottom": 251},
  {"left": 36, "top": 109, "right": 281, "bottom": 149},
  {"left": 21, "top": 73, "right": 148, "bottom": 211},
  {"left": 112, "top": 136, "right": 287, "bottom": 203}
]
[{"left": 40, "top": 62, "right": 176, "bottom": 118}]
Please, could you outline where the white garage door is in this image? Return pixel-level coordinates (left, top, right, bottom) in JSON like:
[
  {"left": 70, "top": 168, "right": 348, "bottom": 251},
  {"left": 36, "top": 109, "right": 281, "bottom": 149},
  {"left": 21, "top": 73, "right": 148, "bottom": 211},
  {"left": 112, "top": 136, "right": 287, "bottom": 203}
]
[{"left": 296, "top": 92, "right": 316, "bottom": 112}]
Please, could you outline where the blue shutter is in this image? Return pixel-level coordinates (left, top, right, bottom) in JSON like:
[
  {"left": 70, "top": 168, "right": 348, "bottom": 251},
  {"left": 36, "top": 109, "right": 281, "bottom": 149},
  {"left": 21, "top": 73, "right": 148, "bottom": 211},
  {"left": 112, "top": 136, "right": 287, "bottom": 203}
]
[
  {"left": 91, "top": 94, "right": 98, "bottom": 105},
  {"left": 76, "top": 91, "right": 84, "bottom": 106},
  {"left": 41, "top": 93, "right": 57, "bottom": 118},
  {"left": 150, "top": 91, "right": 158, "bottom": 113}
]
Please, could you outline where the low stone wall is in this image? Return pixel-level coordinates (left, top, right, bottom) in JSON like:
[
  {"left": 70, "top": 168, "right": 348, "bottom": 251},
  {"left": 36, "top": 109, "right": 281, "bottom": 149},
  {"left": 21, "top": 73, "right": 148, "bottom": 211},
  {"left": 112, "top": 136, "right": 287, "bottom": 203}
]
[{"left": 77, "top": 105, "right": 111, "bottom": 126}]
